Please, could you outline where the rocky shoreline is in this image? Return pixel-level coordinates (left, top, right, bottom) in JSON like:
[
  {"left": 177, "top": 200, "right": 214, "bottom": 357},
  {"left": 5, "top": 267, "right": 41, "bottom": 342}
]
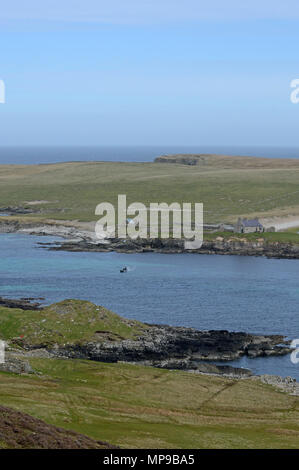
[
  {"left": 1, "top": 320, "right": 294, "bottom": 379},
  {"left": 44, "top": 236, "right": 299, "bottom": 259},
  {"left": 0, "top": 296, "right": 43, "bottom": 310},
  {"left": 44, "top": 325, "right": 292, "bottom": 375},
  {"left": 1, "top": 217, "right": 299, "bottom": 259},
  {"left": 44, "top": 325, "right": 292, "bottom": 378},
  {"left": 1, "top": 296, "right": 292, "bottom": 379}
]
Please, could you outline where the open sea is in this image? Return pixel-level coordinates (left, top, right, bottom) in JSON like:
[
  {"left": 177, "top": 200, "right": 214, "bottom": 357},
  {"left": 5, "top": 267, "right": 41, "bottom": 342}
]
[{"left": 1, "top": 145, "right": 299, "bottom": 164}]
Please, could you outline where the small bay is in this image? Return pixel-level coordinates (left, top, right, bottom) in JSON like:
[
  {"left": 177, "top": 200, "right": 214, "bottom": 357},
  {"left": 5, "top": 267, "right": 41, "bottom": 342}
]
[{"left": 0, "top": 233, "right": 299, "bottom": 379}]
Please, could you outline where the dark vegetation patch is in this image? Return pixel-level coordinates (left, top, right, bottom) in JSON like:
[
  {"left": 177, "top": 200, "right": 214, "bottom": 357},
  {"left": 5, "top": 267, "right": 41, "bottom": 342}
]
[{"left": 0, "top": 405, "right": 116, "bottom": 449}]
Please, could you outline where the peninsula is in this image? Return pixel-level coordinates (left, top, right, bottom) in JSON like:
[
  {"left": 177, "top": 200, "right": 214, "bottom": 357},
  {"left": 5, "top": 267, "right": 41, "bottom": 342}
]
[{"left": 1, "top": 154, "right": 299, "bottom": 258}]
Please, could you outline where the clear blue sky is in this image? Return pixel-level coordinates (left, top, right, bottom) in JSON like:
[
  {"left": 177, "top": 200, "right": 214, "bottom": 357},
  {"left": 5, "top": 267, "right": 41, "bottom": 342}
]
[{"left": 0, "top": 1, "right": 299, "bottom": 146}]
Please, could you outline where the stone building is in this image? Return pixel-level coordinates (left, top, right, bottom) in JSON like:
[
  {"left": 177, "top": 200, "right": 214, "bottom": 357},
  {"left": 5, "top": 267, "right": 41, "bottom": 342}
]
[{"left": 234, "top": 218, "right": 264, "bottom": 234}]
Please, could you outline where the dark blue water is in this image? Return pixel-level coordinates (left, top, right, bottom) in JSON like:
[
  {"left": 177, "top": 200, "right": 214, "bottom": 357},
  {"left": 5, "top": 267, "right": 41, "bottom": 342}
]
[
  {"left": 0, "top": 233, "right": 299, "bottom": 379},
  {"left": 1, "top": 146, "right": 299, "bottom": 164}
]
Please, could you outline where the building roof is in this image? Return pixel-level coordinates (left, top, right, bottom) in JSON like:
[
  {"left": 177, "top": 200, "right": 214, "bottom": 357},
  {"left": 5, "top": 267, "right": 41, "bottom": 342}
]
[{"left": 240, "top": 218, "right": 263, "bottom": 228}]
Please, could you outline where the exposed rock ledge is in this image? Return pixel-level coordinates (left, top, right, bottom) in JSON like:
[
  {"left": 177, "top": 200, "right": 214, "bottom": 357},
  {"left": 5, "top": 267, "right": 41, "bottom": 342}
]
[
  {"left": 1, "top": 218, "right": 299, "bottom": 259},
  {"left": 258, "top": 374, "right": 299, "bottom": 396},
  {"left": 0, "top": 296, "right": 42, "bottom": 310},
  {"left": 0, "top": 296, "right": 293, "bottom": 378},
  {"left": 38, "top": 324, "right": 292, "bottom": 378},
  {"left": 43, "top": 236, "right": 299, "bottom": 260}
]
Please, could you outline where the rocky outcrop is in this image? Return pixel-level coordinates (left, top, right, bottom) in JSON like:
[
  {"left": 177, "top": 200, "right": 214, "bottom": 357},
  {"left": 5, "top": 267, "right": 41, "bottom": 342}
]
[
  {"left": 1, "top": 217, "right": 299, "bottom": 259},
  {"left": 0, "top": 296, "right": 42, "bottom": 310},
  {"left": 259, "top": 374, "right": 299, "bottom": 396},
  {"left": 42, "top": 324, "right": 291, "bottom": 377},
  {"left": 0, "top": 353, "right": 34, "bottom": 374},
  {"left": 42, "top": 235, "right": 299, "bottom": 259},
  {"left": 44, "top": 237, "right": 185, "bottom": 253},
  {"left": 0, "top": 206, "right": 38, "bottom": 215},
  {"left": 129, "top": 358, "right": 253, "bottom": 377},
  {"left": 154, "top": 155, "right": 205, "bottom": 165},
  {"left": 196, "top": 237, "right": 299, "bottom": 259},
  {"left": 0, "top": 296, "right": 293, "bottom": 377}
]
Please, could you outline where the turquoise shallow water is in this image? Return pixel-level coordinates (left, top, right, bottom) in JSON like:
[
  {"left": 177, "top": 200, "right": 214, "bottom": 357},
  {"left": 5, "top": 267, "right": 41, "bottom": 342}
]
[{"left": 0, "top": 233, "right": 299, "bottom": 379}]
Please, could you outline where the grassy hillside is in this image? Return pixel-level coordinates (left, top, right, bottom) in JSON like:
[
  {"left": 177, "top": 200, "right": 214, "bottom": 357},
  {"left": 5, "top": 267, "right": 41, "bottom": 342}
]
[
  {"left": 1, "top": 155, "right": 299, "bottom": 223},
  {"left": 0, "top": 358, "right": 298, "bottom": 449},
  {"left": 0, "top": 299, "right": 298, "bottom": 448},
  {"left": 0, "top": 300, "right": 146, "bottom": 347}
]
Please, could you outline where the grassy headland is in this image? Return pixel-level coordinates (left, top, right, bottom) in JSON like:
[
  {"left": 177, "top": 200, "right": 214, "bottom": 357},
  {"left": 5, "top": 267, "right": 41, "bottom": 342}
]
[
  {"left": 0, "top": 299, "right": 146, "bottom": 347},
  {"left": 2, "top": 154, "right": 299, "bottom": 224}
]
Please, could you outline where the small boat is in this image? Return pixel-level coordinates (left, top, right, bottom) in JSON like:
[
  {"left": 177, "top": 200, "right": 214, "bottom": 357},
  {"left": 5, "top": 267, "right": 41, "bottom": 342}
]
[{"left": 120, "top": 267, "right": 128, "bottom": 273}]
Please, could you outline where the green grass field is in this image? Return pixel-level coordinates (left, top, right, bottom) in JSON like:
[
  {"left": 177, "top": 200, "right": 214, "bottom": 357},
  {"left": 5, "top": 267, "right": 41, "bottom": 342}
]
[
  {"left": 0, "top": 300, "right": 146, "bottom": 347},
  {"left": 0, "top": 358, "right": 298, "bottom": 449},
  {"left": 1, "top": 155, "right": 299, "bottom": 223}
]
